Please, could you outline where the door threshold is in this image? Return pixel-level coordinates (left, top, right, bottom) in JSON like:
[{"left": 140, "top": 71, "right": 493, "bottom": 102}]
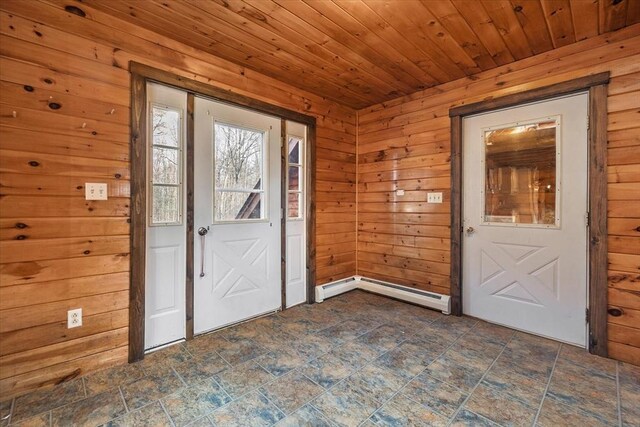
[
  {"left": 195, "top": 307, "right": 281, "bottom": 337},
  {"left": 145, "top": 338, "right": 186, "bottom": 354}
]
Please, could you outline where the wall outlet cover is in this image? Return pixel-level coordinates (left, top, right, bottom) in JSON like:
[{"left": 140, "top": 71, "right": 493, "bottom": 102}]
[
  {"left": 85, "top": 183, "right": 108, "bottom": 200},
  {"left": 427, "top": 192, "right": 443, "bottom": 203},
  {"left": 68, "top": 308, "right": 82, "bottom": 328}
]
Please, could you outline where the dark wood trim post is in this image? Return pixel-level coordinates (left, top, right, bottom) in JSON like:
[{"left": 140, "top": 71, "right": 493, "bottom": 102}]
[
  {"left": 129, "top": 72, "right": 147, "bottom": 363},
  {"left": 450, "top": 115, "right": 463, "bottom": 316},
  {"left": 185, "top": 93, "right": 195, "bottom": 340},
  {"left": 588, "top": 84, "right": 609, "bottom": 356},
  {"left": 307, "top": 123, "right": 317, "bottom": 304},
  {"left": 448, "top": 73, "right": 610, "bottom": 356}
]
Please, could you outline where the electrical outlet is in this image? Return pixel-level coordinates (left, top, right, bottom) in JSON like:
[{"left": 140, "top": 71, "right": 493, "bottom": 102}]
[
  {"left": 85, "top": 183, "right": 108, "bottom": 200},
  {"left": 68, "top": 308, "right": 82, "bottom": 328},
  {"left": 396, "top": 189, "right": 405, "bottom": 196},
  {"left": 427, "top": 192, "right": 443, "bottom": 203}
]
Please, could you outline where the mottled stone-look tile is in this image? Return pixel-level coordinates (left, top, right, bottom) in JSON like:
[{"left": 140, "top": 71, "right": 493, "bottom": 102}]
[
  {"left": 537, "top": 397, "right": 616, "bottom": 427},
  {"left": 51, "top": 388, "right": 126, "bottom": 427},
  {"left": 0, "top": 398, "right": 12, "bottom": 426},
  {"left": 395, "top": 336, "right": 447, "bottom": 362},
  {"left": 9, "top": 412, "right": 50, "bottom": 427},
  {"left": 370, "top": 394, "right": 448, "bottom": 427},
  {"left": 402, "top": 373, "right": 467, "bottom": 418},
  {"left": 303, "top": 353, "right": 355, "bottom": 389},
  {"left": 121, "top": 371, "right": 184, "bottom": 411},
  {"left": 216, "top": 338, "right": 265, "bottom": 366},
  {"left": 374, "top": 349, "right": 430, "bottom": 381},
  {"left": 424, "top": 355, "right": 485, "bottom": 392},
  {"left": 355, "top": 325, "right": 408, "bottom": 353},
  {"left": 162, "top": 378, "right": 231, "bottom": 426},
  {"left": 214, "top": 360, "right": 273, "bottom": 399},
  {"left": 450, "top": 409, "right": 499, "bottom": 426},
  {"left": 312, "top": 386, "right": 375, "bottom": 427},
  {"left": 316, "top": 320, "right": 370, "bottom": 345},
  {"left": 493, "top": 348, "right": 555, "bottom": 381},
  {"left": 13, "top": 379, "right": 85, "bottom": 422},
  {"left": 84, "top": 363, "right": 145, "bottom": 396},
  {"left": 619, "top": 384, "right": 640, "bottom": 427},
  {"left": 558, "top": 344, "right": 616, "bottom": 378},
  {"left": 256, "top": 348, "right": 308, "bottom": 377},
  {"left": 275, "top": 405, "right": 333, "bottom": 427},
  {"left": 464, "top": 384, "right": 537, "bottom": 426},
  {"left": 619, "top": 361, "right": 640, "bottom": 391},
  {"left": 102, "top": 401, "right": 172, "bottom": 426},
  {"left": 344, "top": 363, "right": 406, "bottom": 406},
  {"left": 173, "top": 357, "right": 228, "bottom": 385},
  {"left": 507, "top": 332, "right": 560, "bottom": 361},
  {"left": 546, "top": 359, "right": 618, "bottom": 423},
  {"left": 142, "top": 344, "right": 193, "bottom": 376},
  {"left": 259, "top": 371, "right": 323, "bottom": 414},
  {"left": 329, "top": 339, "right": 382, "bottom": 368},
  {"left": 292, "top": 333, "right": 336, "bottom": 360},
  {"left": 185, "top": 416, "right": 213, "bottom": 426},
  {"left": 482, "top": 363, "right": 548, "bottom": 405},
  {"left": 184, "top": 333, "right": 230, "bottom": 357},
  {"left": 209, "top": 391, "right": 284, "bottom": 427}
]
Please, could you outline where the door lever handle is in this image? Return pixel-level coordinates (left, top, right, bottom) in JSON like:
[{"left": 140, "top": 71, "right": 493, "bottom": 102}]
[
  {"left": 198, "top": 227, "right": 208, "bottom": 277},
  {"left": 466, "top": 227, "right": 475, "bottom": 234}
]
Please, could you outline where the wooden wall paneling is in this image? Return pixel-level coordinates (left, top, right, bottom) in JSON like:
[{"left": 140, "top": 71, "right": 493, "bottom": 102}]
[
  {"left": 540, "top": 0, "right": 576, "bottom": 48},
  {"left": 569, "top": 0, "right": 599, "bottom": 41},
  {"left": 510, "top": 0, "right": 554, "bottom": 54}
]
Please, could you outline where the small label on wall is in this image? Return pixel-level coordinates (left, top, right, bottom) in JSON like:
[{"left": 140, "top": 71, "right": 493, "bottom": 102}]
[{"left": 85, "top": 183, "right": 108, "bottom": 200}]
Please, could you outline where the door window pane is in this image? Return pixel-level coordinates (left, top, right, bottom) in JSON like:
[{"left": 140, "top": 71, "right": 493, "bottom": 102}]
[
  {"left": 484, "top": 119, "right": 558, "bottom": 225},
  {"left": 214, "top": 123, "right": 264, "bottom": 191},
  {"left": 152, "top": 186, "right": 179, "bottom": 224},
  {"left": 287, "top": 134, "right": 304, "bottom": 220},
  {"left": 213, "top": 122, "right": 266, "bottom": 222},
  {"left": 288, "top": 136, "right": 301, "bottom": 164},
  {"left": 150, "top": 105, "right": 182, "bottom": 225},
  {"left": 153, "top": 147, "right": 179, "bottom": 184},
  {"left": 215, "top": 191, "right": 262, "bottom": 221},
  {"left": 288, "top": 166, "right": 300, "bottom": 191},
  {"left": 288, "top": 192, "right": 301, "bottom": 218}
]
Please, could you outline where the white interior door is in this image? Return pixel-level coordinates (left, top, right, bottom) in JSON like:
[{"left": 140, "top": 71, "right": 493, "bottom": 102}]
[
  {"left": 194, "top": 97, "right": 281, "bottom": 334},
  {"left": 145, "top": 83, "right": 187, "bottom": 349},
  {"left": 285, "top": 121, "right": 307, "bottom": 307},
  {"left": 462, "top": 93, "right": 588, "bottom": 346}
]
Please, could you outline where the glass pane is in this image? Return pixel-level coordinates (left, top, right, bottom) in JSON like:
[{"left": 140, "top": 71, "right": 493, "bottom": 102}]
[
  {"left": 484, "top": 120, "right": 557, "bottom": 225},
  {"left": 288, "top": 192, "right": 301, "bottom": 218},
  {"left": 288, "top": 166, "right": 300, "bottom": 191},
  {"left": 152, "top": 186, "right": 179, "bottom": 223},
  {"left": 288, "top": 136, "right": 301, "bottom": 164},
  {"left": 215, "top": 191, "right": 262, "bottom": 221},
  {"left": 152, "top": 107, "right": 180, "bottom": 147},
  {"left": 215, "top": 124, "right": 263, "bottom": 191},
  {"left": 152, "top": 147, "right": 179, "bottom": 184}
]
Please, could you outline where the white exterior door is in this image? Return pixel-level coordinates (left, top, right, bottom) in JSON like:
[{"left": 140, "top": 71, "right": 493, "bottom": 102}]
[
  {"left": 462, "top": 93, "right": 588, "bottom": 346},
  {"left": 194, "top": 97, "right": 281, "bottom": 334},
  {"left": 285, "top": 121, "right": 307, "bottom": 307},
  {"left": 145, "top": 83, "right": 187, "bottom": 349}
]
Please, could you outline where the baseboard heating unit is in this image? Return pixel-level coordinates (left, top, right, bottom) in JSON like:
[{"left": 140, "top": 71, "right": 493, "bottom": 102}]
[{"left": 315, "top": 275, "right": 450, "bottom": 314}]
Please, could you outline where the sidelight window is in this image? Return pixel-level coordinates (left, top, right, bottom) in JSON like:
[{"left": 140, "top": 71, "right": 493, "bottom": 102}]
[{"left": 287, "top": 135, "right": 304, "bottom": 219}]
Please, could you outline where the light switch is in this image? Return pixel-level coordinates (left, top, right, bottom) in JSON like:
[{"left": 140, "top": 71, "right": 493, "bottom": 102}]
[
  {"left": 427, "top": 192, "right": 443, "bottom": 203},
  {"left": 396, "top": 189, "right": 405, "bottom": 196},
  {"left": 85, "top": 183, "right": 108, "bottom": 200}
]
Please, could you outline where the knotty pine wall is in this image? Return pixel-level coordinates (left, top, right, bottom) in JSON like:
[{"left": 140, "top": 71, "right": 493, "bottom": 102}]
[
  {"left": 356, "top": 25, "right": 640, "bottom": 365},
  {"left": 0, "top": 0, "right": 356, "bottom": 397}
]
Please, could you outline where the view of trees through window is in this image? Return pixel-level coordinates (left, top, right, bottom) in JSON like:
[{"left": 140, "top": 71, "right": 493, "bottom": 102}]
[
  {"left": 151, "top": 107, "right": 181, "bottom": 224},
  {"left": 214, "top": 123, "right": 264, "bottom": 221},
  {"left": 287, "top": 136, "right": 303, "bottom": 219}
]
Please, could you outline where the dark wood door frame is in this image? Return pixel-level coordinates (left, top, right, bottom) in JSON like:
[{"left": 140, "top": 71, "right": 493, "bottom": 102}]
[
  {"left": 448, "top": 72, "right": 610, "bottom": 357},
  {"left": 129, "top": 62, "right": 317, "bottom": 362}
]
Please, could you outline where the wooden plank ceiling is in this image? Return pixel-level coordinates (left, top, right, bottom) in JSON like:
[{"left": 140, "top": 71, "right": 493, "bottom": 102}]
[{"left": 80, "top": 0, "right": 640, "bottom": 109}]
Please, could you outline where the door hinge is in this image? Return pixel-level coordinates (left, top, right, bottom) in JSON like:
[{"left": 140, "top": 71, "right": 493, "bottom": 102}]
[
  {"left": 586, "top": 211, "right": 590, "bottom": 227},
  {"left": 586, "top": 114, "right": 590, "bottom": 130},
  {"left": 586, "top": 308, "right": 590, "bottom": 323}
]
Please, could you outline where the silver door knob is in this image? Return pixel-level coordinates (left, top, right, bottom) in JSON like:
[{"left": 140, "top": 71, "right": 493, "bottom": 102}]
[
  {"left": 466, "top": 227, "right": 475, "bottom": 234},
  {"left": 198, "top": 227, "right": 208, "bottom": 236}
]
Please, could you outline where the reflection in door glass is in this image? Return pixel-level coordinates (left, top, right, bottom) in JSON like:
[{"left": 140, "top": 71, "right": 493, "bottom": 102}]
[
  {"left": 484, "top": 120, "right": 558, "bottom": 225},
  {"left": 214, "top": 123, "right": 265, "bottom": 221}
]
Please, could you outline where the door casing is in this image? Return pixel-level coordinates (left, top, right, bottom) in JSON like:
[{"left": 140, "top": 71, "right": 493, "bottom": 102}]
[
  {"left": 129, "top": 62, "right": 317, "bottom": 362},
  {"left": 449, "top": 72, "right": 610, "bottom": 356}
]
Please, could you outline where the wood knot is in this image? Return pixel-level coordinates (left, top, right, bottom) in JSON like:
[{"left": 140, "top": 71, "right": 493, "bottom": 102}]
[
  {"left": 114, "top": 173, "right": 122, "bottom": 179},
  {"left": 513, "top": 5, "right": 523, "bottom": 12},
  {"left": 64, "top": 5, "right": 86, "bottom": 17},
  {"left": 28, "top": 160, "right": 40, "bottom": 167},
  {"left": 15, "top": 222, "right": 27, "bottom": 229},
  {"left": 23, "top": 85, "right": 34, "bottom": 92},
  {"left": 607, "top": 307, "right": 623, "bottom": 317},
  {"left": 635, "top": 226, "right": 640, "bottom": 232},
  {"left": 16, "top": 235, "right": 27, "bottom": 240},
  {"left": 91, "top": 131, "right": 97, "bottom": 135},
  {"left": 43, "top": 78, "right": 54, "bottom": 85},
  {"left": 48, "top": 102, "right": 61, "bottom": 110},
  {"left": 83, "top": 250, "right": 91, "bottom": 255}
]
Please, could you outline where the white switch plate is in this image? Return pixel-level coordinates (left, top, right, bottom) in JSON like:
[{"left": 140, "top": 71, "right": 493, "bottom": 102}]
[
  {"left": 396, "top": 189, "right": 405, "bottom": 196},
  {"left": 427, "top": 192, "right": 443, "bottom": 203},
  {"left": 68, "top": 308, "right": 82, "bottom": 328},
  {"left": 85, "top": 183, "right": 108, "bottom": 200}
]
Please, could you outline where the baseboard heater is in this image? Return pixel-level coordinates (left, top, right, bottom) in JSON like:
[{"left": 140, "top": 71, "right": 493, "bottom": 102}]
[{"left": 315, "top": 275, "right": 450, "bottom": 315}]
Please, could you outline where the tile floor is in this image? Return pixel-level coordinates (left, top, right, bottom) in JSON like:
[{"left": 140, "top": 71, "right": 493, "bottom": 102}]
[{"left": 2, "top": 290, "right": 638, "bottom": 426}]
